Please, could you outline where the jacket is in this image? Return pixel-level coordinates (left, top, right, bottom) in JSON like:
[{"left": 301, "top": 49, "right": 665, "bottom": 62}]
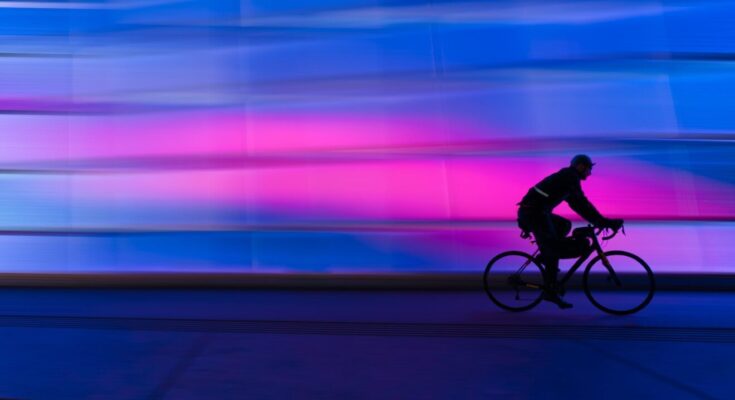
[{"left": 518, "top": 166, "right": 606, "bottom": 225}]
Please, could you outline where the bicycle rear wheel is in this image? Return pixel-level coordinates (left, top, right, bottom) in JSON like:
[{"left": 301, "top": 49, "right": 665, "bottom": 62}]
[
  {"left": 583, "top": 250, "right": 655, "bottom": 315},
  {"left": 483, "top": 251, "right": 545, "bottom": 312}
]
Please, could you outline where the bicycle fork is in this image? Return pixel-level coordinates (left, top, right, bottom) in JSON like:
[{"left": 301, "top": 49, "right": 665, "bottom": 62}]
[{"left": 593, "top": 238, "right": 623, "bottom": 287}]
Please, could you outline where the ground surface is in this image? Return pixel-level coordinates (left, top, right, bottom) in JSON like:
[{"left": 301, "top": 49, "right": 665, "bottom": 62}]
[{"left": 0, "top": 288, "right": 731, "bottom": 399}]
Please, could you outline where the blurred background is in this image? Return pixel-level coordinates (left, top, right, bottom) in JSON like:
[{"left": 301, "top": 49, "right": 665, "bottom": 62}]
[{"left": 0, "top": 0, "right": 733, "bottom": 274}]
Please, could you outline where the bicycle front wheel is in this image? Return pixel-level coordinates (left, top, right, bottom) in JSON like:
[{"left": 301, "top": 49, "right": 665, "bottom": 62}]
[
  {"left": 483, "top": 251, "right": 545, "bottom": 312},
  {"left": 583, "top": 250, "right": 655, "bottom": 315}
]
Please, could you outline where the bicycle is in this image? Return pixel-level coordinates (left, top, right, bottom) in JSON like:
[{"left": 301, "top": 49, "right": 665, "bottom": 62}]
[{"left": 483, "top": 224, "right": 655, "bottom": 315}]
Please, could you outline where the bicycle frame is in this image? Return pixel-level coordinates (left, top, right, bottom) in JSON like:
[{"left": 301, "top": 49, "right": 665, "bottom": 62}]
[
  {"left": 560, "top": 226, "right": 622, "bottom": 288},
  {"left": 518, "top": 225, "right": 622, "bottom": 289},
  {"left": 487, "top": 222, "right": 653, "bottom": 314}
]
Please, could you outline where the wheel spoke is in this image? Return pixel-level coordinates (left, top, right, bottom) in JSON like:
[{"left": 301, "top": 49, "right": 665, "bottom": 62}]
[{"left": 484, "top": 251, "right": 544, "bottom": 312}]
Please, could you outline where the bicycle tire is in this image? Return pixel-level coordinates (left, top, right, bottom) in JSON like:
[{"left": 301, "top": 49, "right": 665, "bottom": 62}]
[
  {"left": 583, "top": 250, "right": 655, "bottom": 315},
  {"left": 483, "top": 251, "right": 545, "bottom": 312}
]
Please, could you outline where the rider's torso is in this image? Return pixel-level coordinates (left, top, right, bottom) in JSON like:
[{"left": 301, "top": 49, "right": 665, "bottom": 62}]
[{"left": 518, "top": 167, "right": 581, "bottom": 213}]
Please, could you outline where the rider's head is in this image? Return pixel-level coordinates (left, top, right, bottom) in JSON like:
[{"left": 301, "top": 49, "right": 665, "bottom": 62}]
[{"left": 570, "top": 154, "right": 595, "bottom": 180}]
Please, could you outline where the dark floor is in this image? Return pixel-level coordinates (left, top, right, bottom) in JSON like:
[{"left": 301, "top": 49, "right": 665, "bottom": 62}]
[{"left": 0, "top": 288, "right": 731, "bottom": 399}]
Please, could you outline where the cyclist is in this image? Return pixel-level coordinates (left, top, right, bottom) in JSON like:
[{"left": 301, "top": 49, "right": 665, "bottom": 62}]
[{"left": 517, "top": 154, "right": 623, "bottom": 309}]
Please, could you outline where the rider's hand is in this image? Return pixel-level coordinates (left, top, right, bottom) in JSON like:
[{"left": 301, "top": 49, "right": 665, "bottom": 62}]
[{"left": 603, "top": 218, "right": 624, "bottom": 231}]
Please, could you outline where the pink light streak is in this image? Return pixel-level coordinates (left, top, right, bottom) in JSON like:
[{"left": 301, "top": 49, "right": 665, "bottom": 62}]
[
  {"left": 70, "top": 157, "right": 735, "bottom": 222},
  {"left": 0, "top": 109, "right": 482, "bottom": 163}
]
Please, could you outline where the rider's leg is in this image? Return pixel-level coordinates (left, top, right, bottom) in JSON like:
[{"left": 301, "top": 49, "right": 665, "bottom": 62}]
[
  {"left": 532, "top": 215, "right": 572, "bottom": 308},
  {"left": 550, "top": 214, "right": 572, "bottom": 238},
  {"left": 530, "top": 214, "right": 561, "bottom": 290},
  {"left": 548, "top": 214, "right": 571, "bottom": 283},
  {"left": 544, "top": 256, "right": 560, "bottom": 291}
]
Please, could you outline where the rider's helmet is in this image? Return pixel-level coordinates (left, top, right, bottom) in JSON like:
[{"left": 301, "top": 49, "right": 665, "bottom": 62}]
[{"left": 570, "top": 154, "right": 595, "bottom": 168}]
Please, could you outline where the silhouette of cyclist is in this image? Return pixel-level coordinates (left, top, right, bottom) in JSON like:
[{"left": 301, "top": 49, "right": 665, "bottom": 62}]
[{"left": 517, "top": 154, "right": 623, "bottom": 309}]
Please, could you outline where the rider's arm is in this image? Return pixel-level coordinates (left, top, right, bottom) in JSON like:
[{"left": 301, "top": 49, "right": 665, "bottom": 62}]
[{"left": 566, "top": 179, "right": 607, "bottom": 227}]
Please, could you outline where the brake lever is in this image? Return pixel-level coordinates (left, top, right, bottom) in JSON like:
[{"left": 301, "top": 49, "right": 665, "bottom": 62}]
[{"left": 601, "top": 226, "right": 619, "bottom": 241}]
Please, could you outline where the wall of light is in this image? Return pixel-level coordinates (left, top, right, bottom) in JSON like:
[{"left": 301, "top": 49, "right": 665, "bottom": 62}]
[{"left": 0, "top": 0, "right": 733, "bottom": 273}]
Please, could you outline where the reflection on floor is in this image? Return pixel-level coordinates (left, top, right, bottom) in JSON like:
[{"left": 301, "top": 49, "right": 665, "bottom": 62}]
[{"left": 0, "top": 288, "right": 730, "bottom": 399}]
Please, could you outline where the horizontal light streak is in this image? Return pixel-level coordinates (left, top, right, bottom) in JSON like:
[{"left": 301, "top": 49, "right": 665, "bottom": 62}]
[
  {"left": 239, "top": 2, "right": 687, "bottom": 28},
  {"left": 0, "top": 219, "right": 731, "bottom": 235},
  {"left": 0, "top": 0, "right": 176, "bottom": 10}
]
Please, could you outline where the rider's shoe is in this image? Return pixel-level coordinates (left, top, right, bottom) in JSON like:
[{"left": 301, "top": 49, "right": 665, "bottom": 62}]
[{"left": 543, "top": 291, "right": 573, "bottom": 309}]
